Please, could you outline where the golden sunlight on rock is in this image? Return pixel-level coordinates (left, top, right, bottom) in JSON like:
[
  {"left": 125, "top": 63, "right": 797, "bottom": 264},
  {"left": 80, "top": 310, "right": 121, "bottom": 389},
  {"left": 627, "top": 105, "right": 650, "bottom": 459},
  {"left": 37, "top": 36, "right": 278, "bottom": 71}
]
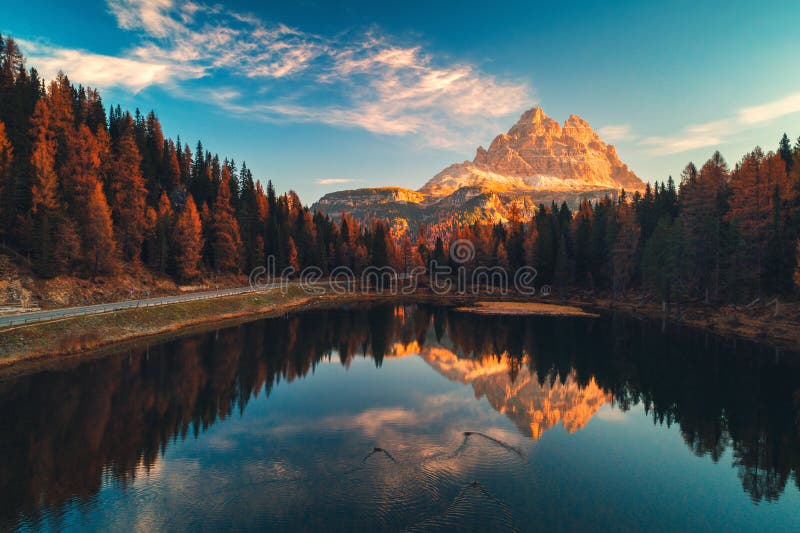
[{"left": 387, "top": 341, "right": 611, "bottom": 439}]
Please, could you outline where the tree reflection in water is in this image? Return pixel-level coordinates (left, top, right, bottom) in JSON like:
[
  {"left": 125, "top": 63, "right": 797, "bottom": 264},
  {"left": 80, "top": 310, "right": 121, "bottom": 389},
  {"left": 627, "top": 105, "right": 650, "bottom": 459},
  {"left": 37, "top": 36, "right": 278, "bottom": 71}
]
[{"left": 0, "top": 303, "right": 798, "bottom": 528}]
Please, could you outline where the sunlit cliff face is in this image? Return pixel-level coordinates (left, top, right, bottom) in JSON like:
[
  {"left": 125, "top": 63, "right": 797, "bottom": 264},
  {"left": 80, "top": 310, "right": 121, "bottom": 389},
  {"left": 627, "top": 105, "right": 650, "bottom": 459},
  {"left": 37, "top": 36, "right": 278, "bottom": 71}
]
[{"left": 386, "top": 341, "right": 611, "bottom": 439}]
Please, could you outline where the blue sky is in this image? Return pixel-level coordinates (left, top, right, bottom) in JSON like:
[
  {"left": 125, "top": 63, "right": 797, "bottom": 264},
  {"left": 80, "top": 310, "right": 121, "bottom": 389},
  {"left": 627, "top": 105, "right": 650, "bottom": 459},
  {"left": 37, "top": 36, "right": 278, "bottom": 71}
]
[{"left": 4, "top": 0, "right": 800, "bottom": 202}]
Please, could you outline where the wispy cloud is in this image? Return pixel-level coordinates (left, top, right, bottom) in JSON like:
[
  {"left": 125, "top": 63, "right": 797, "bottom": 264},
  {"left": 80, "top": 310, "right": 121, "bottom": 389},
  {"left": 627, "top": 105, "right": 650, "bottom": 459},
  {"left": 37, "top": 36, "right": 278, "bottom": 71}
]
[
  {"left": 316, "top": 178, "right": 356, "bottom": 185},
  {"left": 642, "top": 92, "right": 800, "bottom": 155},
  {"left": 16, "top": 38, "right": 203, "bottom": 92},
  {"left": 598, "top": 124, "right": 634, "bottom": 142},
  {"left": 737, "top": 92, "right": 800, "bottom": 125},
  {"left": 18, "top": 0, "right": 532, "bottom": 148}
]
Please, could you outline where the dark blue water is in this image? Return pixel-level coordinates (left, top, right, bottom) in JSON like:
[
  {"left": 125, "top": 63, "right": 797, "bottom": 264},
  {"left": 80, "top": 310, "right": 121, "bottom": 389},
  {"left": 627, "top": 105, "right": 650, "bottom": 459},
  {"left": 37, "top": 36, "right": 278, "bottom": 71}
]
[{"left": 1, "top": 304, "right": 798, "bottom": 531}]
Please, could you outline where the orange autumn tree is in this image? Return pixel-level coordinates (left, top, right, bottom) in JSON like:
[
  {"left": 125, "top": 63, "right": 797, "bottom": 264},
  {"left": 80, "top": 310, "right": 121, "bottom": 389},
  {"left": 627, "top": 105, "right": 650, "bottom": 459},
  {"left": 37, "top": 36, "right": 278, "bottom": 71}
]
[
  {"left": 0, "top": 120, "right": 12, "bottom": 241},
  {"left": 84, "top": 182, "right": 117, "bottom": 276},
  {"left": 172, "top": 195, "right": 203, "bottom": 281},
  {"left": 109, "top": 114, "right": 147, "bottom": 262},
  {"left": 149, "top": 191, "right": 173, "bottom": 272},
  {"left": 681, "top": 154, "right": 729, "bottom": 298},
  {"left": 28, "top": 98, "right": 62, "bottom": 275},
  {"left": 61, "top": 124, "right": 118, "bottom": 274},
  {"left": 727, "top": 148, "right": 783, "bottom": 294},
  {"left": 211, "top": 166, "right": 242, "bottom": 272}
]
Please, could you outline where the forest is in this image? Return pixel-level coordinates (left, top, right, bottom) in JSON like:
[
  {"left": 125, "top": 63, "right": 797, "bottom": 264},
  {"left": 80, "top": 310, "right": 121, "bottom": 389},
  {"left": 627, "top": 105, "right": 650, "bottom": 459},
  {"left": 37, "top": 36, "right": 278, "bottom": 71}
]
[{"left": 1, "top": 34, "right": 799, "bottom": 303}]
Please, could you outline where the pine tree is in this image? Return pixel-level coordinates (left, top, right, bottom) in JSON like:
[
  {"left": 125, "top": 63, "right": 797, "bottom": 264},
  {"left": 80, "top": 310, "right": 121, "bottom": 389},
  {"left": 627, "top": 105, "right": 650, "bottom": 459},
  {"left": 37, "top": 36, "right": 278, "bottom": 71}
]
[
  {"left": 779, "top": 133, "right": 793, "bottom": 176},
  {"left": 572, "top": 200, "right": 592, "bottom": 286},
  {"left": 286, "top": 236, "right": 299, "bottom": 273},
  {"left": 28, "top": 98, "right": 62, "bottom": 275},
  {"left": 172, "top": 196, "right": 203, "bottom": 281},
  {"left": 612, "top": 201, "right": 640, "bottom": 296},
  {"left": 84, "top": 182, "right": 117, "bottom": 276},
  {"left": 163, "top": 139, "right": 181, "bottom": 191},
  {"left": 211, "top": 166, "right": 242, "bottom": 271},
  {"left": 680, "top": 154, "right": 728, "bottom": 300},
  {"left": 728, "top": 148, "right": 775, "bottom": 295},
  {"left": 109, "top": 115, "right": 148, "bottom": 262},
  {"left": 151, "top": 191, "right": 173, "bottom": 272},
  {"left": 553, "top": 234, "right": 569, "bottom": 299},
  {"left": 0, "top": 120, "right": 12, "bottom": 241},
  {"left": 61, "top": 124, "right": 101, "bottom": 209}
]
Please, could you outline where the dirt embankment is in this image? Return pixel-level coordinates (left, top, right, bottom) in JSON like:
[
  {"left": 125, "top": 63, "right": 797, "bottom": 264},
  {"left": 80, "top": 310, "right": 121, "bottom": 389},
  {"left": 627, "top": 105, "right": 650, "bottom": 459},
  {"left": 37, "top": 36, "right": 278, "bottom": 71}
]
[
  {"left": 0, "top": 286, "right": 366, "bottom": 375},
  {"left": 0, "top": 252, "right": 245, "bottom": 311}
]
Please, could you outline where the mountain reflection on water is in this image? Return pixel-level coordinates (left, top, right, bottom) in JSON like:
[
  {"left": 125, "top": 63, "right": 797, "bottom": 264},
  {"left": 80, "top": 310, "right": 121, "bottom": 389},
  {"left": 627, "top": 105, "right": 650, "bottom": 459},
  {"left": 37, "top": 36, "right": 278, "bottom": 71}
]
[{"left": 0, "top": 303, "right": 799, "bottom": 530}]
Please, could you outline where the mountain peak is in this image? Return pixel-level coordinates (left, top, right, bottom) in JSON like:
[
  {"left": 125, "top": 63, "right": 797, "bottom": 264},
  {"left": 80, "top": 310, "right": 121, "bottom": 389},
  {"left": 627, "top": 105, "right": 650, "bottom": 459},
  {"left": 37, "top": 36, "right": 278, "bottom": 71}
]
[
  {"left": 564, "top": 113, "right": 591, "bottom": 128},
  {"left": 516, "top": 106, "right": 549, "bottom": 125},
  {"left": 421, "top": 106, "right": 644, "bottom": 196},
  {"left": 313, "top": 106, "right": 645, "bottom": 236}
]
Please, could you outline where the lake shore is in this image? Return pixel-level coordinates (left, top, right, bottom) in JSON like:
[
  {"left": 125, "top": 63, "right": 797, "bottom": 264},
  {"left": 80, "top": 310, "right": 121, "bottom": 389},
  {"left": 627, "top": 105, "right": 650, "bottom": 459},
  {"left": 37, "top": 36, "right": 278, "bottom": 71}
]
[
  {"left": 0, "top": 286, "right": 367, "bottom": 377},
  {"left": 569, "top": 293, "right": 800, "bottom": 351},
  {"left": 1, "top": 287, "right": 798, "bottom": 377}
]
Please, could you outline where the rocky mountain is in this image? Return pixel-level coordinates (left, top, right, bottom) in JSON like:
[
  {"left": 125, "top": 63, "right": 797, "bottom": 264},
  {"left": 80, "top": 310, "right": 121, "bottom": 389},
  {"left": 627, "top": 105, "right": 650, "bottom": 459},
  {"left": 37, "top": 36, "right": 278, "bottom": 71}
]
[
  {"left": 387, "top": 340, "right": 611, "bottom": 439},
  {"left": 312, "top": 107, "right": 644, "bottom": 234}
]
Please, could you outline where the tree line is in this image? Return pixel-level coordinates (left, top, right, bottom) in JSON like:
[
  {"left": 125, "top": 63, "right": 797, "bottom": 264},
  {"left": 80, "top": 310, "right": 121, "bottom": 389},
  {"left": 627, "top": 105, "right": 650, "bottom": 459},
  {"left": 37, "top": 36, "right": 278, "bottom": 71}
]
[
  {"left": 439, "top": 143, "right": 800, "bottom": 302},
  {"left": 0, "top": 35, "right": 401, "bottom": 282},
  {"left": 2, "top": 33, "right": 799, "bottom": 302}
]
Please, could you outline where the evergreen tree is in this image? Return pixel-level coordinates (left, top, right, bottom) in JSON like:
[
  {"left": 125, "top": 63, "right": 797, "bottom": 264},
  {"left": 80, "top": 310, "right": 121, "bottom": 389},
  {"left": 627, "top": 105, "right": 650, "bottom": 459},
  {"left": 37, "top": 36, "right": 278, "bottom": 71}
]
[
  {"left": 84, "top": 182, "right": 117, "bottom": 276},
  {"left": 28, "top": 98, "right": 62, "bottom": 275},
  {"left": 779, "top": 133, "right": 793, "bottom": 176},
  {"left": 109, "top": 114, "right": 148, "bottom": 262},
  {"left": 211, "top": 166, "right": 242, "bottom": 271},
  {"left": 612, "top": 201, "right": 640, "bottom": 296},
  {"left": 172, "top": 196, "right": 203, "bottom": 281},
  {"left": 0, "top": 120, "right": 12, "bottom": 241}
]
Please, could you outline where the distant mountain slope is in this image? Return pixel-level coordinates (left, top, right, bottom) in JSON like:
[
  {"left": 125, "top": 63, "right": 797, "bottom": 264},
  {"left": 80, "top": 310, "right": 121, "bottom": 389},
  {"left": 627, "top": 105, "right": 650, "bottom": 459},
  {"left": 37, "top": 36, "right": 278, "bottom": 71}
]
[{"left": 312, "top": 107, "right": 645, "bottom": 234}]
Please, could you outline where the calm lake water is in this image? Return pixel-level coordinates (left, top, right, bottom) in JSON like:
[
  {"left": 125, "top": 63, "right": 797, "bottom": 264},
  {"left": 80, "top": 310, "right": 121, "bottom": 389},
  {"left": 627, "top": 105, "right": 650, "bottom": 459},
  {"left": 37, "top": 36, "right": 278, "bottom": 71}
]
[{"left": 1, "top": 303, "right": 799, "bottom": 531}]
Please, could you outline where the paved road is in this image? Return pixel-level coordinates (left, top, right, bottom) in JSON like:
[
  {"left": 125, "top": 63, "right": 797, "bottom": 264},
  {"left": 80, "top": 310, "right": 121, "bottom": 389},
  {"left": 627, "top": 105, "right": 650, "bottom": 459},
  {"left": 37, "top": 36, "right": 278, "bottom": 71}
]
[{"left": 0, "top": 284, "right": 285, "bottom": 329}]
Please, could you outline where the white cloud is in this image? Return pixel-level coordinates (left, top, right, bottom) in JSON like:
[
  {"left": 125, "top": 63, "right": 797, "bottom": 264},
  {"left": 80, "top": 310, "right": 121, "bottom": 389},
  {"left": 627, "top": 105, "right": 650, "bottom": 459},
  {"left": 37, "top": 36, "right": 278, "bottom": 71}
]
[
  {"left": 737, "top": 92, "right": 800, "bottom": 125},
  {"left": 17, "top": 38, "right": 203, "bottom": 92},
  {"left": 316, "top": 178, "right": 356, "bottom": 185},
  {"left": 19, "top": 0, "right": 532, "bottom": 148},
  {"left": 598, "top": 124, "right": 634, "bottom": 142},
  {"left": 642, "top": 92, "right": 800, "bottom": 155}
]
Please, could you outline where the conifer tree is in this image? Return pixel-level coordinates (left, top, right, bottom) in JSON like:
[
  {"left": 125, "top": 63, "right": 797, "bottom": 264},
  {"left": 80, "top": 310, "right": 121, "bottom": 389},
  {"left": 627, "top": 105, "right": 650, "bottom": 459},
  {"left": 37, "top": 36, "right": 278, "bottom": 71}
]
[
  {"left": 680, "top": 154, "right": 728, "bottom": 300},
  {"left": 286, "top": 236, "right": 300, "bottom": 273},
  {"left": 779, "top": 133, "right": 793, "bottom": 176},
  {"left": 211, "top": 166, "right": 242, "bottom": 271},
  {"left": 29, "top": 98, "right": 62, "bottom": 275},
  {"left": 0, "top": 120, "right": 12, "bottom": 241},
  {"left": 612, "top": 202, "right": 640, "bottom": 296},
  {"left": 572, "top": 200, "right": 592, "bottom": 286},
  {"left": 172, "top": 195, "right": 203, "bottom": 281},
  {"left": 109, "top": 115, "right": 148, "bottom": 262},
  {"left": 150, "top": 191, "right": 173, "bottom": 272},
  {"left": 84, "top": 182, "right": 117, "bottom": 276}
]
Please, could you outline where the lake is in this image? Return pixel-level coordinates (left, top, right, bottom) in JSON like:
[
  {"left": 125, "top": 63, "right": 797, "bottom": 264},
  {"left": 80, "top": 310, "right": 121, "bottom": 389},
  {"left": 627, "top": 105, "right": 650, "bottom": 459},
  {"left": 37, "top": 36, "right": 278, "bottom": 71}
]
[{"left": 1, "top": 303, "right": 799, "bottom": 531}]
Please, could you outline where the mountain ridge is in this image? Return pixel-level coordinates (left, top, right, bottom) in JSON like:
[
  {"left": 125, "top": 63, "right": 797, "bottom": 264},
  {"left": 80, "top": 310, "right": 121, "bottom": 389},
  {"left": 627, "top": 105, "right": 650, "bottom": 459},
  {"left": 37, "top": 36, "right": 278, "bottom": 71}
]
[{"left": 312, "top": 107, "right": 645, "bottom": 234}]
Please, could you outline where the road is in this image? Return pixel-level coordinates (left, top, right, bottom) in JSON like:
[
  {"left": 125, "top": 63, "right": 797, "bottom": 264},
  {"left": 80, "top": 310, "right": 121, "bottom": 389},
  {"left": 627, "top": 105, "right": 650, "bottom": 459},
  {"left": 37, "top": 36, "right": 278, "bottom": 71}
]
[{"left": 0, "top": 284, "right": 284, "bottom": 329}]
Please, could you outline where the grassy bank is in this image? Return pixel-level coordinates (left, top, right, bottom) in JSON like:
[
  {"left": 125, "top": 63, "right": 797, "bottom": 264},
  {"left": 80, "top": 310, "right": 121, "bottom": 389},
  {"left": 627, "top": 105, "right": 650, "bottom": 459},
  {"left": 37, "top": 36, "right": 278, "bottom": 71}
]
[
  {"left": 0, "top": 285, "right": 356, "bottom": 372},
  {"left": 2, "top": 287, "right": 798, "bottom": 377}
]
